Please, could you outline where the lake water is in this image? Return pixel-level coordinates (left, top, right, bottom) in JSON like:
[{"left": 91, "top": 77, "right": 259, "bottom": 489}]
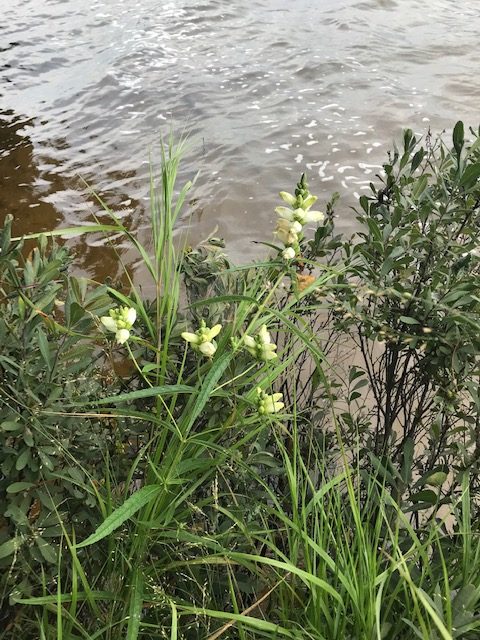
[{"left": 1, "top": 0, "right": 479, "bottom": 281}]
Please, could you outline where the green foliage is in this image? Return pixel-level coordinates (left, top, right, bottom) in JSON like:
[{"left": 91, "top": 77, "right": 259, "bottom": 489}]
[
  {"left": 318, "top": 124, "right": 480, "bottom": 505},
  {"left": 0, "top": 217, "right": 115, "bottom": 607},
  {"left": 1, "top": 127, "right": 480, "bottom": 639}
]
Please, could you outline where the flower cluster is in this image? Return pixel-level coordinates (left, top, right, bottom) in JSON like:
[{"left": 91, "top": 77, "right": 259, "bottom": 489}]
[
  {"left": 274, "top": 173, "right": 324, "bottom": 261},
  {"left": 243, "top": 324, "right": 278, "bottom": 362},
  {"left": 100, "top": 306, "right": 137, "bottom": 344},
  {"left": 181, "top": 320, "right": 222, "bottom": 358},
  {"left": 256, "top": 387, "right": 284, "bottom": 415}
]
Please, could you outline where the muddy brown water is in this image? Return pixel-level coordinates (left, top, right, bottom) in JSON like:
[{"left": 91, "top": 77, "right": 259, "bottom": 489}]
[{"left": 1, "top": 0, "right": 480, "bottom": 283}]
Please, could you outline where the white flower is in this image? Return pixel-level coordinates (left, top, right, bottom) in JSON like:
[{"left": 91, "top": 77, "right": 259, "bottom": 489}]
[
  {"left": 275, "top": 206, "right": 296, "bottom": 222},
  {"left": 275, "top": 205, "right": 324, "bottom": 225},
  {"left": 291, "top": 221, "right": 303, "bottom": 234},
  {"left": 243, "top": 324, "right": 278, "bottom": 362},
  {"left": 294, "top": 207, "right": 325, "bottom": 224},
  {"left": 100, "top": 306, "right": 137, "bottom": 345},
  {"left": 182, "top": 321, "right": 222, "bottom": 358},
  {"left": 256, "top": 387, "right": 284, "bottom": 415},
  {"left": 198, "top": 341, "right": 217, "bottom": 357},
  {"left": 282, "top": 247, "right": 296, "bottom": 260},
  {"left": 275, "top": 218, "right": 299, "bottom": 245}
]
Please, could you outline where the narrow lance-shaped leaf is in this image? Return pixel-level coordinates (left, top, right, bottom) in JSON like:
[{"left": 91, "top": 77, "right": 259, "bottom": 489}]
[
  {"left": 75, "top": 485, "right": 163, "bottom": 548},
  {"left": 453, "top": 120, "right": 464, "bottom": 157}
]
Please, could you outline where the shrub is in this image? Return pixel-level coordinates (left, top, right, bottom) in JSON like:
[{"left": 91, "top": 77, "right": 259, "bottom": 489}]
[{"left": 0, "top": 217, "right": 115, "bottom": 610}]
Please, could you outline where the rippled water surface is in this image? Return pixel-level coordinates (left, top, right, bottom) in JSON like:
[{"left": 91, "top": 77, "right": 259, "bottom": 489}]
[{"left": 1, "top": 0, "right": 479, "bottom": 278}]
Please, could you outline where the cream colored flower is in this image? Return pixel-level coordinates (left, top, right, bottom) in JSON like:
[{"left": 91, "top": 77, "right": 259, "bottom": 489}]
[
  {"left": 100, "top": 306, "right": 136, "bottom": 344},
  {"left": 243, "top": 324, "right": 278, "bottom": 362},
  {"left": 282, "top": 247, "right": 296, "bottom": 260},
  {"left": 275, "top": 218, "right": 299, "bottom": 245},
  {"left": 256, "top": 387, "right": 284, "bottom": 415},
  {"left": 182, "top": 321, "right": 222, "bottom": 358},
  {"left": 275, "top": 206, "right": 324, "bottom": 225}
]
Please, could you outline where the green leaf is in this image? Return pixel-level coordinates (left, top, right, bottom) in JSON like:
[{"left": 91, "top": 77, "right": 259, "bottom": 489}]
[
  {"left": 37, "top": 328, "right": 52, "bottom": 373},
  {"left": 15, "top": 448, "right": 31, "bottom": 471},
  {"left": 180, "top": 352, "right": 232, "bottom": 436},
  {"left": 75, "top": 485, "right": 163, "bottom": 548},
  {"left": 0, "top": 537, "right": 22, "bottom": 560},
  {"left": 69, "top": 384, "right": 193, "bottom": 407},
  {"left": 411, "top": 148, "right": 425, "bottom": 172},
  {"left": 1, "top": 420, "right": 21, "bottom": 432},
  {"left": 411, "top": 175, "right": 428, "bottom": 200},
  {"left": 27, "top": 287, "right": 60, "bottom": 320},
  {"left": 399, "top": 316, "right": 420, "bottom": 325},
  {"left": 36, "top": 537, "right": 58, "bottom": 564},
  {"left": 459, "top": 163, "right": 480, "bottom": 189},
  {"left": 410, "top": 489, "right": 438, "bottom": 504},
  {"left": 425, "top": 471, "right": 448, "bottom": 487},
  {"left": 126, "top": 569, "right": 144, "bottom": 640},
  {"left": 6, "top": 482, "right": 35, "bottom": 494},
  {"left": 453, "top": 121, "right": 464, "bottom": 156}
]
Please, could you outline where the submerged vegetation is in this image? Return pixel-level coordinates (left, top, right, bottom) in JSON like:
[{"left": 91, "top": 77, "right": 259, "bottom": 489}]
[{"left": 1, "top": 124, "right": 480, "bottom": 639}]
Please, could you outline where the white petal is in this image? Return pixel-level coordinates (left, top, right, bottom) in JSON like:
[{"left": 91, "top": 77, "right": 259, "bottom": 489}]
[
  {"left": 199, "top": 341, "right": 216, "bottom": 357},
  {"left": 263, "top": 343, "right": 277, "bottom": 352},
  {"left": 279, "top": 191, "right": 297, "bottom": 206},
  {"left": 259, "top": 325, "right": 271, "bottom": 344},
  {"left": 274, "top": 206, "right": 294, "bottom": 221},
  {"left": 265, "top": 397, "right": 284, "bottom": 414},
  {"left": 206, "top": 324, "right": 222, "bottom": 340},
  {"left": 100, "top": 316, "right": 117, "bottom": 332},
  {"left": 291, "top": 221, "right": 303, "bottom": 233},
  {"left": 116, "top": 329, "right": 130, "bottom": 344},
  {"left": 304, "top": 210, "right": 325, "bottom": 223},
  {"left": 263, "top": 350, "right": 278, "bottom": 360},
  {"left": 126, "top": 307, "right": 136, "bottom": 326},
  {"left": 276, "top": 218, "right": 292, "bottom": 231},
  {"left": 282, "top": 247, "right": 296, "bottom": 260},
  {"left": 243, "top": 335, "right": 256, "bottom": 348},
  {"left": 182, "top": 332, "right": 200, "bottom": 344},
  {"left": 293, "top": 208, "right": 307, "bottom": 224}
]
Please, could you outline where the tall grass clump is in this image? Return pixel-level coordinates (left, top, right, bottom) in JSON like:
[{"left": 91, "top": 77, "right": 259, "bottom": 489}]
[{"left": 1, "top": 126, "right": 480, "bottom": 639}]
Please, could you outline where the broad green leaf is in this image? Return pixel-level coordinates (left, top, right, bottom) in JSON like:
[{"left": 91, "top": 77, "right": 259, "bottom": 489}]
[
  {"left": 410, "top": 489, "right": 438, "bottom": 504},
  {"left": 15, "top": 448, "right": 31, "bottom": 471},
  {"left": 6, "top": 481, "right": 35, "bottom": 494},
  {"left": 0, "top": 537, "right": 22, "bottom": 560},
  {"left": 459, "top": 163, "right": 480, "bottom": 189}
]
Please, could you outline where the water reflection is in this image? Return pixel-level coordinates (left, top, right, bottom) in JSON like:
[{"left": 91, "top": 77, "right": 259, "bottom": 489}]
[
  {"left": 1, "top": 0, "right": 479, "bottom": 274},
  {"left": 0, "top": 109, "right": 137, "bottom": 283},
  {"left": 0, "top": 110, "right": 60, "bottom": 234}
]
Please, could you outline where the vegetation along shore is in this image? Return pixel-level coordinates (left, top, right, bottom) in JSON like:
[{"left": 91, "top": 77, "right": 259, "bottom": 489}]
[{"left": 1, "top": 124, "right": 480, "bottom": 639}]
